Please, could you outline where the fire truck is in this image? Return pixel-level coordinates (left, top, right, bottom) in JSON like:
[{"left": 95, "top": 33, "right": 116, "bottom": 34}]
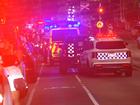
[{"left": 49, "top": 27, "right": 81, "bottom": 73}]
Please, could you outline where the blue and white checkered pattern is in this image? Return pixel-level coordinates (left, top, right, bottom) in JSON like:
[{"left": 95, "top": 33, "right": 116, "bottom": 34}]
[
  {"left": 67, "top": 43, "right": 75, "bottom": 57},
  {"left": 97, "top": 52, "right": 128, "bottom": 60}
]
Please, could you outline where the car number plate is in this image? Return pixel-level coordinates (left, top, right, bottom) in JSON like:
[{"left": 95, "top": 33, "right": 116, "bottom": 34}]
[{"left": 108, "top": 53, "right": 116, "bottom": 57}]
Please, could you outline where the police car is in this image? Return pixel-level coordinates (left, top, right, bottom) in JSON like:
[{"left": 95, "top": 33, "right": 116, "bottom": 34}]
[{"left": 79, "top": 35, "right": 132, "bottom": 76}]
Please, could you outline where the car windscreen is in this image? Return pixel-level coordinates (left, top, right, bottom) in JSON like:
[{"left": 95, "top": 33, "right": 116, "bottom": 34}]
[
  {"left": 96, "top": 41, "right": 126, "bottom": 49},
  {"left": 52, "top": 29, "right": 78, "bottom": 41}
]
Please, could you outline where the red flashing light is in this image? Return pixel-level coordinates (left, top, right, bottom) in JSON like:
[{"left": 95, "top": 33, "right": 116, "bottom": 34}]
[
  {"left": 96, "top": 32, "right": 117, "bottom": 39},
  {"left": 36, "top": 20, "right": 44, "bottom": 24}
]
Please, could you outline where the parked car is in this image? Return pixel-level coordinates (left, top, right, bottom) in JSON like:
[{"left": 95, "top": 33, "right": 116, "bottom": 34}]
[
  {"left": 79, "top": 37, "right": 132, "bottom": 77},
  {"left": 22, "top": 53, "right": 38, "bottom": 84},
  {"left": 21, "top": 44, "right": 39, "bottom": 84},
  {"left": 0, "top": 67, "right": 14, "bottom": 105}
]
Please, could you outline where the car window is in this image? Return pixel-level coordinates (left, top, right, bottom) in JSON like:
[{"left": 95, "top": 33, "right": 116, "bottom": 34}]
[
  {"left": 96, "top": 41, "right": 126, "bottom": 49},
  {"left": 52, "top": 29, "right": 78, "bottom": 42},
  {"left": 84, "top": 41, "right": 94, "bottom": 50}
]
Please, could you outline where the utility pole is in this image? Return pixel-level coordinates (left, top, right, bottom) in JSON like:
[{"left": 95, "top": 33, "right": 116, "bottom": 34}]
[{"left": 120, "top": 0, "right": 125, "bottom": 22}]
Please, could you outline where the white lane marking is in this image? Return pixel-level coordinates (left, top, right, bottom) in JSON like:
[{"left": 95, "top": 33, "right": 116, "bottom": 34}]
[
  {"left": 75, "top": 75, "right": 99, "bottom": 105},
  {"left": 26, "top": 77, "right": 40, "bottom": 105},
  {"left": 26, "top": 87, "right": 35, "bottom": 105},
  {"left": 26, "top": 62, "right": 42, "bottom": 105},
  {"left": 44, "top": 86, "right": 76, "bottom": 90},
  {"left": 26, "top": 64, "right": 44, "bottom": 105},
  {"left": 38, "top": 64, "right": 44, "bottom": 76}
]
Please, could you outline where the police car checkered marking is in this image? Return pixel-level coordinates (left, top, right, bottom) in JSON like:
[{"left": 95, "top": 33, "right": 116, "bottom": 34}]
[
  {"left": 67, "top": 43, "right": 75, "bottom": 57},
  {"left": 97, "top": 52, "right": 128, "bottom": 60}
]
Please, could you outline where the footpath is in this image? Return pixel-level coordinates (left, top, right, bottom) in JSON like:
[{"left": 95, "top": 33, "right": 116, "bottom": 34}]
[
  {"left": 127, "top": 39, "right": 140, "bottom": 70},
  {"left": 118, "top": 30, "right": 140, "bottom": 71}
]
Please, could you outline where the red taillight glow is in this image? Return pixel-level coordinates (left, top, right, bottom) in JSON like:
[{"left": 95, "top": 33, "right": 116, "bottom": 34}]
[
  {"left": 92, "top": 52, "right": 97, "bottom": 58},
  {"left": 96, "top": 32, "right": 117, "bottom": 39},
  {"left": 123, "top": 64, "right": 131, "bottom": 68},
  {"left": 127, "top": 51, "right": 131, "bottom": 57}
]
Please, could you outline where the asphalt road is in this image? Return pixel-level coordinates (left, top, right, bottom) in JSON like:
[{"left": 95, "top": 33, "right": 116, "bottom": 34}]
[
  {"left": 21, "top": 38, "right": 140, "bottom": 105},
  {"left": 21, "top": 64, "right": 140, "bottom": 105}
]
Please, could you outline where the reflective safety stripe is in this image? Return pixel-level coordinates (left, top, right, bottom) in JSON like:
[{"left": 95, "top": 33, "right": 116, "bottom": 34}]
[
  {"left": 67, "top": 43, "right": 75, "bottom": 57},
  {"left": 97, "top": 52, "right": 128, "bottom": 60},
  {"left": 51, "top": 43, "right": 61, "bottom": 57}
]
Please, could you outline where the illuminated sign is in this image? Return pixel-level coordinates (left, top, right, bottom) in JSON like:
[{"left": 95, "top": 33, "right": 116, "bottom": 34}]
[{"left": 96, "top": 21, "right": 103, "bottom": 29}]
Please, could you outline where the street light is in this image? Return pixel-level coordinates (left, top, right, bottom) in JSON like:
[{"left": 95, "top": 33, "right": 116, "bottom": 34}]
[{"left": 98, "top": 7, "right": 104, "bottom": 14}]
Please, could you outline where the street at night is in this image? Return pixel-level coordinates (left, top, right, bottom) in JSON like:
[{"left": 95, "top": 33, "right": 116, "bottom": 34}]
[
  {"left": 21, "top": 39, "right": 140, "bottom": 105},
  {"left": 0, "top": 0, "right": 140, "bottom": 105}
]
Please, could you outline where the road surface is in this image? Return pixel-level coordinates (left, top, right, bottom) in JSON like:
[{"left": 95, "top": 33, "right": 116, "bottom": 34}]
[
  {"left": 21, "top": 64, "right": 140, "bottom": 105},
  {"left": 21, "top": 39, "right": 140, "bottom": 105}
]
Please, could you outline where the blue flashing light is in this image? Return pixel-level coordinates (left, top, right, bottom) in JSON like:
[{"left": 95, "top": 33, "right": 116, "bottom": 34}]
[
  {"left": 73, "top": 24, "right": 80, "bottom": 27},
  {"left": 50, "top": 25, "right": 53, "bottom": 28},
  {"left": 68, "top": 24, "right": 72, "bottom": 28},
  {"left": 44, "top": 19, "right": 52, "bottom": 22},
  {"left": 66, "top": 21, "right": 81, "bottom": 27},
  {"left": 45, "top": 26, "right": 50, "bottom": 30},
  {"left": 54, "top": 25, "right": 57, "bottom": 28}
]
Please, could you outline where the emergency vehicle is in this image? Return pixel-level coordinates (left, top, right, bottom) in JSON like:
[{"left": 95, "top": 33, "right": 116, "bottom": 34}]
[
  {"left": 49, "top": 27, "right": 81, "bottom": 73},
  {"left": 79, "top": 34, "right": 132, "bottom": 76}
]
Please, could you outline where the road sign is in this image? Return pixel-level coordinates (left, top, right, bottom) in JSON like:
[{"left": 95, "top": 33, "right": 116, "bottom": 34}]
[
  {"left": 96, "top": 21, "right": 103, "bottom": 29},
  {"left": 80, "top": 1, "right": 90, "bottom": 11}
]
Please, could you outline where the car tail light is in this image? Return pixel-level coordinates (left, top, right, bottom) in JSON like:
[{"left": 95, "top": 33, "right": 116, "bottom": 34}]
[
  {"left": 127, "top": 51, "right": 131, "bottom": 57},
  {"left": 92, "top": 52, "right": 97, "bottom": 58},
  {"left": 123, "top": 64, "right": 131, "bottom": 68}
]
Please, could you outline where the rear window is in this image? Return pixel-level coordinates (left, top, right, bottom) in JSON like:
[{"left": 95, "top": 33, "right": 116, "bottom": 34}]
[
  {"left": 52, "top": 29, "right": 78, "bottom": 41},
  {"left": 96, "top": 41, "right": 126, "bottom": 49}
]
